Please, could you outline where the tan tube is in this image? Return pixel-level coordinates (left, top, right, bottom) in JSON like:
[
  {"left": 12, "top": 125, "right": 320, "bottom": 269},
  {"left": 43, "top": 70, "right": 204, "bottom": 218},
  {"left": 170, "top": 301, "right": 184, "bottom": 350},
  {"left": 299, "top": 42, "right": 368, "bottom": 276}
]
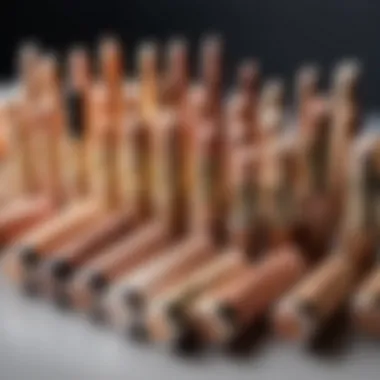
[
  {"left": 352, "top": 266, "right": 380, "bottom": 336},
  {"left": 192, "top": 245, "right": 306, "bottom": 344},
  {"left": 146, "top": 250, "right": 245, "bottom": 342},
  {"left": 328, "top": 60, "right": 362, "bottom": 202},
  {"left": 273, "top": 244, "right": 370, "bottom": 342}
]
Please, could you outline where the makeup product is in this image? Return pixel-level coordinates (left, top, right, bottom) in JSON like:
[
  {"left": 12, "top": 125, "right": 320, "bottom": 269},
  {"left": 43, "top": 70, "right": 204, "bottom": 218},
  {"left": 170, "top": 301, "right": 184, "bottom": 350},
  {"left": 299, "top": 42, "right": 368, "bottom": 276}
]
[
  {"left": 104, "top": 234, "right": 215, "bottom": 329},
  {"left": 352, "top": 266, "right": 380, "bottom": 336},
  {"left": 274, "top": 233, "right": 371, "bottom": 342},
  {"left": 63, "top": 46, "right": 92, "bottom": 199},
  {"left": 226, "top": 60, "right": 260, "bottom": 147},
  {"left": 227, "top": 146, "right": 263, "bottom": 258},
  {"left": 63, "top": 41, "right": 186, "bottom": 315},
  {"left": 328, "top": 60, "right": 362, "bottom": 204},
  {"left": 273, "top": 125, "right": 376, "bottom": 343},
  {"left": 146, "top": 249, "right": 245, "bottom": 343},
  {"left": 6, "top": 45, "right": 105, "bottom": 284},
  {"left": 190, "top": 245, "right": 306, "bottom": 345},
  {"left": 40, "top": 38, "right": 139, "bottom": 301},
  {"left": 0, "top": 49, "right": 62, "bottom": 251}
]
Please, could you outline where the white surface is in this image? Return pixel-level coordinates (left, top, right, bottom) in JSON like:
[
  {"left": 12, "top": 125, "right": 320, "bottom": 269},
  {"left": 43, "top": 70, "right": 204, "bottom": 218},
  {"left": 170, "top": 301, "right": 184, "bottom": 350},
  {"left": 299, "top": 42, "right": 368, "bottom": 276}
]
[{"left": 0, "top": 276, "right": 379, "bottom": 380}]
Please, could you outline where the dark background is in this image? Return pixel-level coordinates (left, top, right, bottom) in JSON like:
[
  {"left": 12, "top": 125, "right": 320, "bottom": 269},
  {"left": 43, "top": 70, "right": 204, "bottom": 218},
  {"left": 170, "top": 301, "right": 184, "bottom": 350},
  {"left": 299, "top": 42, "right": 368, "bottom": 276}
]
[{"left": 1, "top": 0, "right": 379, "bottom": 107}]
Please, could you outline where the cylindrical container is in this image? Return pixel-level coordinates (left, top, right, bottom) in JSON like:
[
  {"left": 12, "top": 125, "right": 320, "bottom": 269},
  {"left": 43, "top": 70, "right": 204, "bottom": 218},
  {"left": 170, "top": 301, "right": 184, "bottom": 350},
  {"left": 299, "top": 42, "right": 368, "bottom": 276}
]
[
  {"left": 146, "top": 250, "right": 245, "bottom": 343},
  {"left": 190, "top": 245, "right": 306, "bottom": 345},
  {"left": 273, "top": 248, "right": 368, "bottom": 342},
  {"left": 352, "top": 267, "right": 380, "bottom": 336}
]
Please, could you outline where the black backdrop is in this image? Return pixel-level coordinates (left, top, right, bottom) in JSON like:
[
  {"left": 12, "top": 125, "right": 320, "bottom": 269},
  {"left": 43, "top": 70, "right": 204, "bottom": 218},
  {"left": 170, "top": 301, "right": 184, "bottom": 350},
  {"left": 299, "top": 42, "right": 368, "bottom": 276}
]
[{"left": 1, "top": 0, "right": 379, "bottom": 107}]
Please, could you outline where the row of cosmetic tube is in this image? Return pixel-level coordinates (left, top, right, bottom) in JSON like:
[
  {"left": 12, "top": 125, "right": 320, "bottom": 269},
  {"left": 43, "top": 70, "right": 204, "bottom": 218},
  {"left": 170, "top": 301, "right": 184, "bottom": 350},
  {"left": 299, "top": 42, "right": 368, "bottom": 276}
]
[{"left": 0, "top": 35, "right": 378, "bottom": 353}]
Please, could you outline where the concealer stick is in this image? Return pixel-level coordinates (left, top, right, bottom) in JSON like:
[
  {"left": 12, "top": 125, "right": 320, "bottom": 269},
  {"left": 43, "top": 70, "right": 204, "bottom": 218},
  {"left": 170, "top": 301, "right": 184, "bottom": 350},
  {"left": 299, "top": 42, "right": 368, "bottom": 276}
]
[
  {"left": 6, "top": 46, "right": 114, "bottom": 282},
  {"left": 198, "top": 35, "right": 223, "bottom": 120},
  {"left": 146, "top": 249, "right": 245, "bottom": 343},
  {"left": 272, "top": 130, "right": 377, "bottom": 342},
  {"left": 272, "top": 250, "right": 367, "bottom": 342},
  {"left": 65, "top": 44, "right": 185, "bottom": 316},
  {"left": 97, "top": 41, "right": 226, "bottom": 331},
  {"left": 257, "top": 81, "right": 285, "bottom": 218},
  {"left": 226, "top": 60, "right": 260, "bottom": 146},
  {"left": 35, "top": 53, "right": 68, "bottom": 205},
  {"left": 63, "top": 46, "right": 92, "bottom": 199},
  {"left": 41, "top": 38, "right": 137, "bottom": 298},
  {"left": 227, "top": 146, "right": 263, "bottom": 258},
  {"left": 1, "top": 44, "right": 40, "bottom": 192},
  {"left": 139, "top": 42, "right": 159, "bottom": 124},
  {"left": 0, "top": 49, "right": 60, "bottom": 249},
  {"left": 257, "top": 80, "right": 297, "bottom": 246},
  {"left": 352, "top": 265, "right": 380, "bottom": 336},
  {"left": 105, "top": 234, "right": 215, "bottom": 330},
  {"left": 160, "top": 38, "right": 189, "bottom": 110},
  {"left": 328, "top": 60, "right": 362, "bottom": 204},
  {"left": 0, "top": 103, "right": 13, "bottom": 203},
  {"left": 58, "top": 42, "right": 158, "bottom": 312},
  {"left": 293, "top": 68, "right": 338, "bottom": 260},
  {"left": 294, "top": 65, "right": 322, "bottom": 198},
  {"left": 341, "top": 133, "right": 380, "bottom": 261},
  {"left": 273, "top": 139, "right": 378, "bottom": 343},
  {"left": 69, "top": 111, "right": 190, "bottom": 318},
  {"left": 8, "top": 42, "right": 42, "bottom": 196},
  {"left": 257, "top": 79, "right": 285, "bottom": 143},
  {"left": 295, "top": 65, "right": 321, "bottom": 134},
  {"left": 190, "top": 245, "right": 306, "bottom": 345}
]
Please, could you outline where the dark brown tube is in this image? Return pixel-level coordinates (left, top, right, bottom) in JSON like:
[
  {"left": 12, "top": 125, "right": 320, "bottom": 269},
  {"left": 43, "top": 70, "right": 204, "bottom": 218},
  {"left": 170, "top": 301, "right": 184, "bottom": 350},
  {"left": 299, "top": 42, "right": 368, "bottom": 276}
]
[
  {"left": 191, "top": 245, "right": 306, "bottom": 344},
  {"left": 352, "top": 266, "right": 380, "bottom": 336},
  {"left": 64, "top": 46, "right": 92, "bottom": 199}
]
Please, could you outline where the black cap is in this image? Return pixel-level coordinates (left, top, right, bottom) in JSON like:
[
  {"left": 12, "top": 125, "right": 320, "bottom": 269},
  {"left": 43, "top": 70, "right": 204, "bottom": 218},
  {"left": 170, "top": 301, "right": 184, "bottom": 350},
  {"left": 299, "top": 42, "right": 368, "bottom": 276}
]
[
  {"left": 51, "top": 259, "right": 73, "bottom": 282},
  {"left": 124, "top": 288, "right": 145, "bottom": 313},
  {"left": 19, "top": 246, "right": 39, "bottom": 269},
  {"left": 88, "top": 272, "right": 108, "bottom": 294}
]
